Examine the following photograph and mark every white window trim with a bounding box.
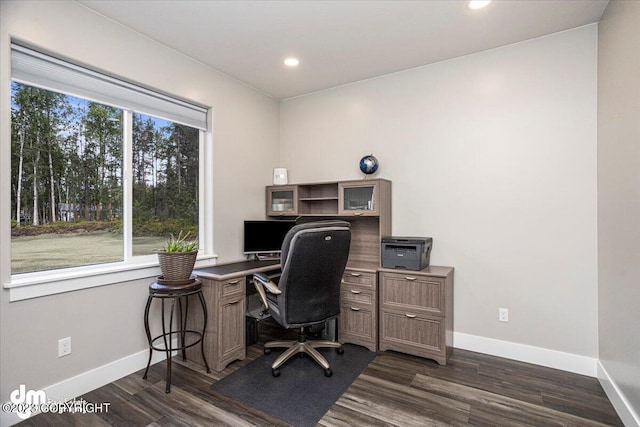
[3,111,218,301]
[2,47,218,302]
[6,255,218,302]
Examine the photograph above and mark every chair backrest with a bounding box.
[276,220,351,328]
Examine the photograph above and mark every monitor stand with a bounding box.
[252,253,280,261]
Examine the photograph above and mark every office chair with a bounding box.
[252,220,351,377]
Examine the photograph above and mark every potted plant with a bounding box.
[157,231,198,283]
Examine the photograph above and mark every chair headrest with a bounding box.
[281,220,350,264]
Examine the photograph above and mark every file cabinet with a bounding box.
[379,266,453,365]
[339,268,378,352]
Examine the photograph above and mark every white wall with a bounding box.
[597,1,640,424]
[0,0,618,423]
[281,26,598,361]
[0,1,279,423]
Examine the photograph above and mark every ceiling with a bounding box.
[78,0,608,100]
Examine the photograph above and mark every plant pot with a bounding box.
[157,250,198,281]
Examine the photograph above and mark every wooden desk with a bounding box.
[185,259,281,371]
[187,259,454,370]
[195,259,280,281]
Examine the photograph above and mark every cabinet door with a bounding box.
[266,185,298,216]
[339,181,379,216]
[216,296,245,367]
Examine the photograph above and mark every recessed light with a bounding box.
[284,58,299,67]
[469,0,491,9]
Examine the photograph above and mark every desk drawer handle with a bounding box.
[350,289,361,294]
[350,307,361,311]
[404,276,417,281]
[405,313,417,318]
[228,298,243,305]
[350,273,362,277]
[228,280,240,285]
[353,212,363,216]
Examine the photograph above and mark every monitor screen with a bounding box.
[243,220,296,255]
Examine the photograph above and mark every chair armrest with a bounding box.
[253,273,282,294]
[252,273,281,310]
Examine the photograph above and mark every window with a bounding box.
[131,112,199,257]
[8,44,210,291]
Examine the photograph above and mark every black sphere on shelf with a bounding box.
[359,154,379,175]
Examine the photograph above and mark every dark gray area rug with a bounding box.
[210,343,376,427]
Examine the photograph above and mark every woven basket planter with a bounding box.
[157,250,198,281]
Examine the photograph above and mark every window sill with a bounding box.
[4,254,218,302]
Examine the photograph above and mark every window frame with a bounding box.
[3,45,217,302]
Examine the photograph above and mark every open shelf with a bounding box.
[268,179,391,268]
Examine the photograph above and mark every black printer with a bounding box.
[381,236,432,271]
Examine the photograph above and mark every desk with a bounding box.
[186,259,454,370]
[185,259,281,371]
[195,259,280,281]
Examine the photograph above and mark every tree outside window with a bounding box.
[10,82,199,274]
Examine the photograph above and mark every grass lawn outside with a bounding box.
[11,232,166,274]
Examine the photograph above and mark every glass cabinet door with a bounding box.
[266,186,298,216]
[339,181,379,216]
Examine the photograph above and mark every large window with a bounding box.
[9,44,207,277]
[131,112,199,257]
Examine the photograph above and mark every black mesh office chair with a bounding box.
[252,220,351,377]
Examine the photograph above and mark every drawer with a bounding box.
[379,308,445,360]
[339,303,376,351]
[342,269,376,289]
[340,304,375,337]
[218,277,245,298]
[341,287,375,305]
[380,272,445,316]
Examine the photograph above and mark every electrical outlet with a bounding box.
[498,308,509,322]
[58,337,71,357]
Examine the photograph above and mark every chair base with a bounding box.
[264,329,343,377]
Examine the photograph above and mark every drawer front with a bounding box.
[340,304,375,340]
[339,303,377,351]
[219,277,246,298]
[380,273,444,315]
[217,295,245,360]
[342,270,376,289]
[341,287,375,305]
[379,309,445,358]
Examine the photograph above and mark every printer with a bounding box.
[381,236,433,271]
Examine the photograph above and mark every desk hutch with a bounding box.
[268,178,391,353]
[187,178,454,371]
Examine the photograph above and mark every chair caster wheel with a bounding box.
[272,368,280,377]
[336,347,344,355]
[264,348,271,355]
[324,368,333,377]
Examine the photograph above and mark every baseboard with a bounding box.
[1,346,171,427]
[598,361,640,427]
[453,332,598,377]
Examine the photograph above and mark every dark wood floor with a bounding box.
[21,323,622,427]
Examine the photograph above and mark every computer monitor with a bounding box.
[243,220,296,256]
